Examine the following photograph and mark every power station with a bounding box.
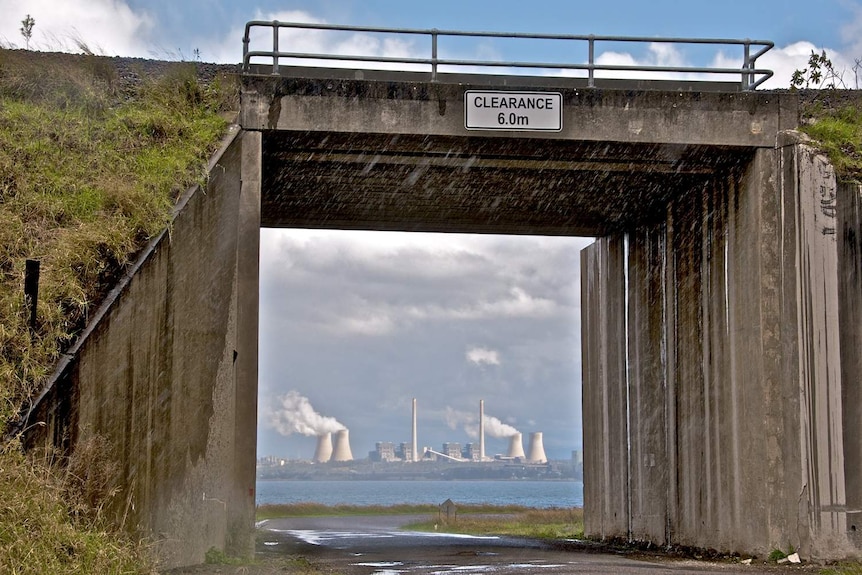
[295,399,551,464]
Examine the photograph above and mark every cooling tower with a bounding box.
[507,432,526,458]
[313,433,332,463]
[479,399,485,461]
[330,429,354,461]
[526,432,547,463]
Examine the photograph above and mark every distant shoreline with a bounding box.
[258,476,580,482]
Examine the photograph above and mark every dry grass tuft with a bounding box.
[0,440,152,574]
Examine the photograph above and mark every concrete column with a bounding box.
[667,185,708,546]
[227,130,261,557]
[581,235,628,540]
[725,148,790,553]
[626,224,668,544]
[838,180,862,542]
[779,139,847,555]
[703,175,735,548]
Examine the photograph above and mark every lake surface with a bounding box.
[256,479,583,508]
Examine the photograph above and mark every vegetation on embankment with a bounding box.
[799,91,862,181]
[257,503,585,540]
[0,48,237,574]
[403,507,585,540]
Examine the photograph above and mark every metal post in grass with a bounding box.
[24,259,40,335]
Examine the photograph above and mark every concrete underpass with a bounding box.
[18,24,862,568]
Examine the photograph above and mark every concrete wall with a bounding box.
[839,179,862,544]
[582,135,859,559]
[21,128,260,569]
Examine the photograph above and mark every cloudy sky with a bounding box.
[3,0,862,460]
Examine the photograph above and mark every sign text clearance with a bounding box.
[465,91,562,132]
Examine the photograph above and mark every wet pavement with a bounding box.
[256,516,792,575]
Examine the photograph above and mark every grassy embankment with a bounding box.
[257,503,585,540]
[0,49,236,574]
[799,93,862,180]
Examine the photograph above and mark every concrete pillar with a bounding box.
[227,130,261,557]
[581,235,628,541]
[777,137,848,556]
[668,182,709,545]
[838,180,862,542]
[626,224,668,544]
[592,139,853,559]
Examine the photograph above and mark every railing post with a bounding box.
[272,20,280,76]
[588,35,595,88]
[742,40,751,90]
[24,259,40,335]
[242,29,250,73]
[431,29,438,82]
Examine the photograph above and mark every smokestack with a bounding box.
[526,432,547,463]
[507,432,526,458]
[313,433,333,462]
[330,429,354,461]
[412,398,418,463]
[479,399,485,461]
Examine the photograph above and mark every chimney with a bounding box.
[313,433,333,462]
[330,429,354,461]
[412,398,418,463]
[479,399,485,461]
[507,432,526,459]
[526,432,547,463]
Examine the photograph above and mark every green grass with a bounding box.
[0,53,234,427]
[0,49,237,574]
[822,564,862,575]
[0,441,149,574]
[257,503,584,541]
[800,99,862,181]
[403,507,584,540]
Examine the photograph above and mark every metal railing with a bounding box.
[242,21,774,90]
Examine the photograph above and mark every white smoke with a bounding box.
[483,415,519,438]
[266,390,346,437]
[444,406,519,439]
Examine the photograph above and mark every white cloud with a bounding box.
[338,310,396,336]
[711,41,858,89]
[326,285,560,336]
[466,347,500,366]
[0,0,154,56]
[595,42,688,79]
[208,9,426,68]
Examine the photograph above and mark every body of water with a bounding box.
[256,479,584,508]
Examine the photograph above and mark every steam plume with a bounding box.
[482,415,519,438]
[445,406,519,438]
[267,390,346,436]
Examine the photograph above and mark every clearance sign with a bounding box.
[465,90,562,132]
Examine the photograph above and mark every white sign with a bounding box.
[465,90,562,132]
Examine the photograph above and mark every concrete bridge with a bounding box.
[18,23,862,568]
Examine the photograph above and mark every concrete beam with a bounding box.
[241,74,797,148]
